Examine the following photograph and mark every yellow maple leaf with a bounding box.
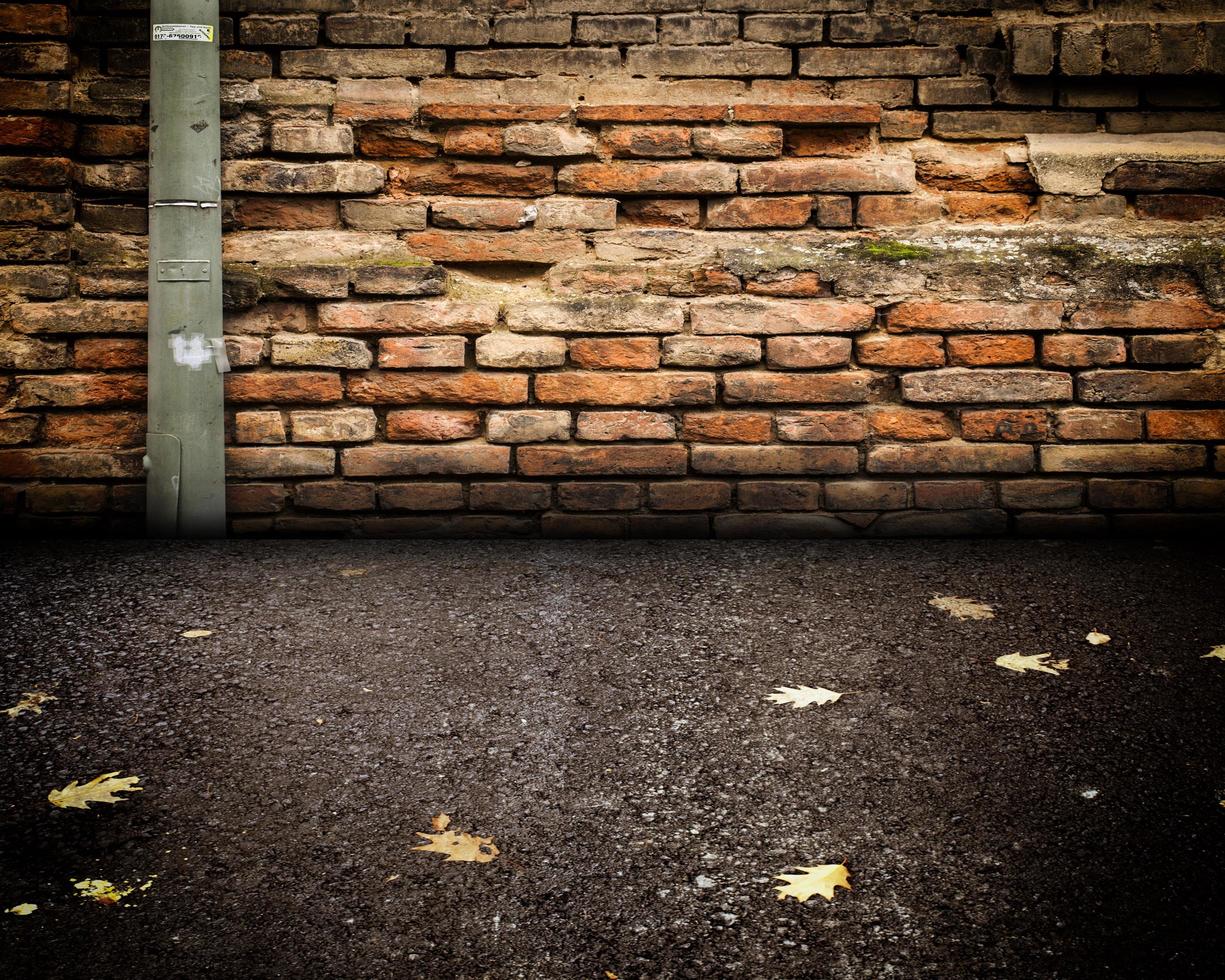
[48,772,143,809]
[180,629,213,639]
[1202,645,1225,661]
[413,828,499,863]
[765,685,842,709]
[5,903,37,915]
[929,595,995,620]
[1085,631,1111,645]
[4,691,57,719]
[72,876,155,906]
[995,652,1069,676]
[774,863,852,903]
[431,812,451,832]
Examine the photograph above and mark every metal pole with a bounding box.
[145,1,226,537]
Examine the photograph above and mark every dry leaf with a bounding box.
[774,863,851,903]
[1202,645,1225,661]
[72,876,154,906]
[1085,631,1111,645]
[413,829,499,863]
[766,685,842,709]
[4,691,56,719]
[180,629,213,639]
[929,595,995,621]
[5,903,36,916]
[49,772,143,809]
[431,813,451,832]
[995,652,1069,676]
[339,568,367,577]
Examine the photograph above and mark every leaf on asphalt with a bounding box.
[339,568,367,577]
[929,595,995,621]
[4,691,57,719]
[431,812,451,832]
[413,822,499,864]
[1202,645,1225,661]
[5,903,37,915]
[995,653,1069,676]
[774,863,851,903]
[180,629,213,639]
[72,876,155,906]
[49,772,143,810]
[766,685,842,709]
[1085,631,1111,645]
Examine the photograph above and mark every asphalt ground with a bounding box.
[1,538,1223,979]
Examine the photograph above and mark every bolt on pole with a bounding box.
[145,0,226,537]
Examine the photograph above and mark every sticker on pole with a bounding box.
[153,23,214,42]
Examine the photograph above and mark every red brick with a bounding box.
[378,483,464,511]
[576,105,727,124]
[824,480,909,511]
[226,484,288,514]
[869,408,954,441]
[691,299,875,335]
[390,161,553,197]
[694,126,783,159]
[0,449,142,479]
[693,446,858,476]
[469,482,551,511]
[868,443,1034,474]
[1135,194,1225,221]
[619,198,701,227]
[706,195,812,228]
[73,339,146,369]
[11,300,146,335]
[945,191,1031,222]
[232,197,339,230]
[517,445,687,477]
[603,126,692,159]
[558,161,737,195]
[737,481,822,511]
[662,336,760,367]
[1069,300,1223,331]
[557,482,641,511]
[947,334,1035,366]
[235,411,286,445]
[347,373,528,405]
[999,479,1084,511]
[341,444,510,476]
[681,412,772,444]
[913,480,995,510]
[0,4,70,36]
[1131,334,1215,365]
[0,116,74,151]
[1078,371,1225,403]
[576,411,677,441]
[723,371,885,404]
[43,412,144,448]
[746,272,831,298]
[732,103,880,125]
[785,128,873,157]
[856,194,943,226]
[1146,410,1225,441]
[402,230,584,264]
[385,410,481,441]
[1042,334,1127,367]
[225,447,334,479]
[569,338,660,370]
[776,411,869,443]
[296,482,377,511]
[856,333,945,367]
[1041,445,1205,473]
[15,373,145,408]
[961,409,1051,443]
[318,301,498,336]
[535,372,715,407]
[226,372,341,405]
[740,158,915,194]
[889,301,1063,332]
[25,484,108,514]
[421,104,571,123]
[378,337,466,369]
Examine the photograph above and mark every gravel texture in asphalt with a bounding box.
[1,539,1223,979]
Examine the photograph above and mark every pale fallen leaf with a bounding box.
[49,772,143,810]
[4,691,57,719]
[774,863,851,903]
[339,568,367,577]
[72,876,155,906]
[766,685,842,709]
[1085,631,1111,645]
[1202,645,1225,661]
[930,595,995,621]
[413,828,499,864]
[5,903,36,915]
[995,652,1069,676]
[431,812,451,832]
[180,629,213,639]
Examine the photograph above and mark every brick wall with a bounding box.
[2,0,1224,537]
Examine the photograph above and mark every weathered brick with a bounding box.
[1088,479,1169,510]
[558,161,737,195]
[706,195,812,229]
[694,446,858,476]
[1146,410,1225,441]
[297,481,377,511]
[825,480,909,511]
[856,194,943,227]
[223,161,384,194]
[455,48,619,78]
[518,445,687,477]
[270,124,353,156]
[626,45,791,78]
[961,409,1051,443]
[743,15,825,44]
[932,111,1096,140]
[620,198,701,227]
[392,161,553,197]
[240,15,319,47]
[226,371,342,405]
[476,334,567,369]
[41,412,143,449]
[385,410,481,442]
[576,15,656,45]
[946,334,1034,366]
[869,443,1034,474]
[1042,334,1126,368]
[235,411,285,445]
[723,371,885,405]
[578,411,678,442]
[271,335,372,369]
[342,444,511,477]
[740,158,915,194]
[681,412,772,444]
[999,479,1083,510]
[557,482,641,511]
[786,127,873,158]
[603,125,692,159]
[505,124,597,158]
[766,336,851,369]
[1078,371,1225,404]
[661,336,760,367]
[576,105,727,124]
[569,338,660,370]
[347,372,527,405]
[1042,445,1205,473]
[536,372,715,407]
[487,410,572,444]
[15,372,145,408]
[379,336,466,369]
[1069,300,1223,331]
[318,300,498,336]
[1056,408,1142,442]
[469,482,550,511]
[869,408,955,442]
[737,481,822,511]
[800,47,960,78]
[535,196,617,230]
[648,480,731,511]
[692,299,874,336]
[507,299,683,335]
[777,411,869,443]
[1173,478,1225,510]
[903,368,1071,404]
[693,126,783,160]
[353,265,447,297]
[857,333,945,368]
[226,447,334,479]
[889,301,1064,333]
[327,14,406,46]
[282,48,444,80]
[340,198,429,231]
[410,17,489,46]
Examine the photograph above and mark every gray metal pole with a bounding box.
[145,1,226,537]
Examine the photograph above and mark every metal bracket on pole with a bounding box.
[146,0,225,537]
